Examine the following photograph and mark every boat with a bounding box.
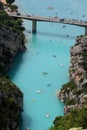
[52,54,57,57]
[36,90,41,93]
[47,83,51,87]
[60,64,64,67]
[46,113,50,117]
[32,99,35,103]
[47,6,54,10]
[42,72,48,75]
[56,39,60,42]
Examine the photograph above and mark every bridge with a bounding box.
[9,13,87,34]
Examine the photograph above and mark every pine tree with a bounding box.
[6,0,15,4]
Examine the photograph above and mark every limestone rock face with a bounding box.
[70,35,87,85]
[0,27,26,73]
[58,35,87,115]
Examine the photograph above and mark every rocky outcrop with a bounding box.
[0,27,26,73]
[58,35,87,115]
[0,75,23,130]
[0,3,26,130]
[0,26,26,129]
[70,35,87,85]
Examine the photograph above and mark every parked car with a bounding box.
[17,13,20,15]
[27,14,31,17]
[60,18,64,21]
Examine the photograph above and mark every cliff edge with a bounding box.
[0,3,26,130]
[0,75,23,130]
[50,35,87,130]
[0,26,26,73]
[58,35,87,114]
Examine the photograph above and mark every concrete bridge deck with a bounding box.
[9,13,87,33]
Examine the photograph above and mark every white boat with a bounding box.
[46,113,50,117]
[60,64,64,67]
[47,6,54,10]
[37,90,41,93]
[56,39,60,42]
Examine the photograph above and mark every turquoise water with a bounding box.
[8,0,87,130]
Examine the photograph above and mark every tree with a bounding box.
[0,1,4,10]
[6,0,15,4]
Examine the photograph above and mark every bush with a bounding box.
[66,98,76,106]
[0,10,25,35]
[49,106,87,130]
[61,79,77,92]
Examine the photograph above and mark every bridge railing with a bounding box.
[9,13,87,27]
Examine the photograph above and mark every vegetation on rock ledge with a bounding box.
[0,75,23,130]
[0,10,25,35]
[49,93,87,130]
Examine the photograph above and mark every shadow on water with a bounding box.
[7,52,25,79]
[19,112,32,130]
[8,51,32,130]
[37,31,76,39]
[24,28,76,40]
[31,33,38,43]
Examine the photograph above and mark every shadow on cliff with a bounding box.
[7,52,25,79]
[19,111,32,130]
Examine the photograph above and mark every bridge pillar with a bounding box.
[85,27,87,35]
[32,20,37,33]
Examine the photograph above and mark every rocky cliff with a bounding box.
[0,75,23,130]
[0,26,26,73]
[0,2,26,130]
[0,26,26,129]
[70,35,87,85]
[58,35,87,115]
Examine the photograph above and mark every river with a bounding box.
[8,0,87,130]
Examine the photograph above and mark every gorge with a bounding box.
[0,0,87,130]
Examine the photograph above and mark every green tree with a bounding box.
[6,0,15,4]
[0,1,3,10]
